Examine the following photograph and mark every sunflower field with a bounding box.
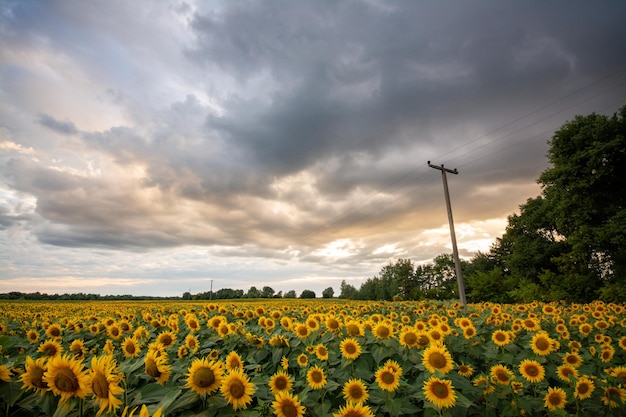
[0,299,625,417]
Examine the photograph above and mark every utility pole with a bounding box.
[209,279,213,301]
[428,161,467,306]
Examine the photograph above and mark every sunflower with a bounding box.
[269,370,293,395]
[108,325,122,341]
[38,339,63,358]
[332,402,375,417]
[281,356,289,370]
[599,344,615,363]
[608,366,626,383]
[339,338,361,360]
[45,323,62,339]
[473,375,495,395]
[457,363,474,378]
[463,326,477,340]
[619,336,626,351]
[272,391,305,417]
[562,351,583,368]
[342,378,369,404]
[306,365,327,390]
[530,331,554,356]
[518,359,545,383]
[185,358,224,396]
[521,318,541,331]
[220,368,256,410]
[185,334,200,352]
[122,337,141,358]
[296,354,308,367]
[144,351,172,385]
[383,359,403,376]
[423,377,457,409]
[601,385,626,408]
[344,321,364,337]
[375,366,400,392]
[325,316,341,332]
[373,322,393,339]
[556,364,578,383]
[422,344,454,374]
[574,376,595,400]
[69,339,86,360]
[270,335,290,348]
[20,356,49,395]
[315,344,329,361]
[491,330,511,346]
[25,329,39,344]
[90,355,124,417]
[398,327,419,347]
[544,386,567,411]
[0,365,11,382]
[156,331,176,348]
[578,323,593,336]
[43,353,91,405]
[225,351,243,371]
[294,324,310,339]
[490,364,513,385]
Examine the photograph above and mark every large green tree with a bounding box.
[538,106,626,301]
[467,105,626,302]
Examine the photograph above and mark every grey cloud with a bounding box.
[36,114,79,136]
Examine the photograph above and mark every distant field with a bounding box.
[0,299,624,416]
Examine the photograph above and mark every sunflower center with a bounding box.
[31,367,48,389]
[432,381,449,399]
[54,367,79,393]
[161,335,172,346]
[429,352,447,369]
[377,326,390,338]
[496,371,509,382]
[561,367,573,377]
[229,380,245,398]
[193,367,215,388]
[350,387,363,399]
[535,337,550,351]
[346,324,359,335]
[417,335,430,346]
[526,366,538,377]
[345,343,357,354]
[548,393,561,406]
[578,384,589,394]
[382,371,395,384]
[145,359,161,378]
[111,328,119,337]
[125,344,136,354]
[275,376,288,390]
[318,347,327,356]
[311,371,323,383]
[281,403,297,417]
[50,327,60,337]
[495,333,506,342]
[92,372,110,398]
[404,333,418,345]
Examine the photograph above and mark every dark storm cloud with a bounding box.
[2,0,626,256]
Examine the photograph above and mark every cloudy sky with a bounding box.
[1,1,625,297]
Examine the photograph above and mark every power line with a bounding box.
[291,70,626,249]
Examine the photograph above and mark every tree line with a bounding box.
[340,105,626,303]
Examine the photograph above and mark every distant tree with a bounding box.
[182,291,192,300]
[284,290,297,298]
[357,277,381,300]
[261,286,275,298]
[322,287,334,298]
[300,289,316,299]
[339,280,358,299]
[245,286,261,298]
[274,291,283,298]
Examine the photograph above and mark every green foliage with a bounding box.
[321,287,334,298]
[299,289,316,298]
[467,105,626,303]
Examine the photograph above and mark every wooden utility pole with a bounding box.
[428,161,467,306]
